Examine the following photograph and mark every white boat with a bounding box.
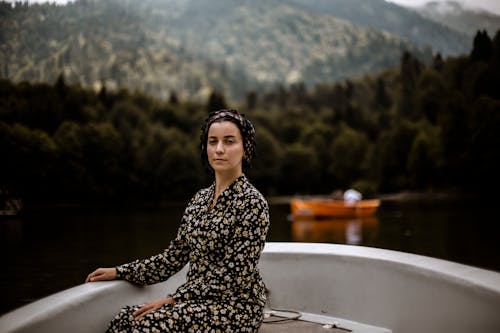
[1,242,499,333]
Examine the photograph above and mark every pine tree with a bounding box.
[206,90,227,112]
[470,30,493,62]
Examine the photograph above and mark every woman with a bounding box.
[86,109,270,332]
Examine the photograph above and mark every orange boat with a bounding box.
[290,198,380,218]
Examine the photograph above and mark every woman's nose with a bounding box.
[216,141,224,153]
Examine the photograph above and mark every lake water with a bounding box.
[1,199,499,315]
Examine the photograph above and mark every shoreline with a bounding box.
[6,191,480,212]
[267,191,478,205]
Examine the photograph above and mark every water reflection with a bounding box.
[290,216,378,245]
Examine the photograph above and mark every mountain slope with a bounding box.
[415,1,500,38]
[152,0,420,85]
[0,0,437,100]
[0,1,242,101]
[287,0,471,56]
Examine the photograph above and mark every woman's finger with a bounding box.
[134,309,152,321]
[85,271,98,283]
[133,304,153,320]
[85,268,116,283]
[132,304,150,317]
[86,270,102,282]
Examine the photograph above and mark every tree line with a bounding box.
[1,30,499,204]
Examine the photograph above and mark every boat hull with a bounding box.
[290,198,380,218]
[1,243,499,333]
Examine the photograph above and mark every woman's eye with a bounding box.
[208,140,217,145]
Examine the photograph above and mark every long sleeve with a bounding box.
[172,194,269,302]
[116,217,190,286]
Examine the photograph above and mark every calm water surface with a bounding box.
[1,199,499,315]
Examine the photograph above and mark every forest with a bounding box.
[0,0,433,101]
[1,30,499,204]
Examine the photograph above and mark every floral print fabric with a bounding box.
[107,175,270,332]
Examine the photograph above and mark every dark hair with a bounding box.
[200,109,256,172]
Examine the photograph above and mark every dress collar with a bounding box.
[206,174,247,207]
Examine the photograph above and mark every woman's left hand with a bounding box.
[133,297,175,321]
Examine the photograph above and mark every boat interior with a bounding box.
[260,320,356,333]
[259,309,389,332]
[1,243,499,333]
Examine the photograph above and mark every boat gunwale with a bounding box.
[262,242,500,296]
[2,243,500,333]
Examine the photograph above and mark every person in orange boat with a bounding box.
[343,188,362,205]
[85,109,270,332]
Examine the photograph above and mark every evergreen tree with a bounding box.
[169,90,179,105]
[246,91,257,111]
[206,90,227,112]
[373,77,391,110]
[55,73,67,98]
[470,30,493,62]
[493,30,500,64]
[399,51,421,120]
[432,53,444,72]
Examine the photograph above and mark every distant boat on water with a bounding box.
[0,189,23,216]
[290,198,380,218]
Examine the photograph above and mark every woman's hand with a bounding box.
[133,297,175,321]
[85,267,117,283]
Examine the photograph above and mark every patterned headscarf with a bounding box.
[200,109,256,172]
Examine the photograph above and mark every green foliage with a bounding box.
[206,91,227,113]
[279,143,320,194]
[470,30,493,62]
[462,96,500,193]
[399,51,422,119]
[406,121,442,189]
[248,126,283,196]
[0,79,210,202]
[0,32,499,202]
[327,123,371,189]
[0,121,58,199]
[1,0,440,102]
[375,121,419,191]
[415,68,446,124]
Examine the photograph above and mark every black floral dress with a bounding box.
[107,175,270,333]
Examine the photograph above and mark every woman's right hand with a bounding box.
[85,267,117,283]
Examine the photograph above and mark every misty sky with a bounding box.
[5,0,500,15]
[388,0,500,14]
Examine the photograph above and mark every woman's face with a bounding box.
[207,121,244,175]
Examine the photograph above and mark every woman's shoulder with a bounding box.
[185,184,213,206]
[239,177,268,208]
[196,185,213,198]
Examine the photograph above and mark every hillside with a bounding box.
[289,0,471,55]
[0,1,242,101]
[151,0,421,85]
[0,0,475,101]
[416,1,500,38]
[1,0,431,101]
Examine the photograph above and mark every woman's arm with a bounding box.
[115,219,191,286]
[86,196,195,286]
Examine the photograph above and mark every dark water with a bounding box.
[1,200,499,315]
